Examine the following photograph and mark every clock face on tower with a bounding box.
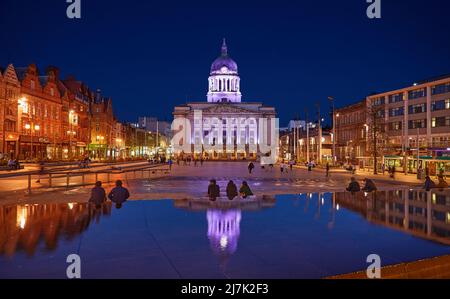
[220,66,228,73]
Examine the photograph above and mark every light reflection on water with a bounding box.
[0,189,449,278]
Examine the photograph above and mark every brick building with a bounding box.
[0,64,21,159]
[14,64,64,160]
[334,100,369,166]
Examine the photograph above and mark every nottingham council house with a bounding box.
[172,39,277,161]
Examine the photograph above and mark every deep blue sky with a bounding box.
[1,0,450,125]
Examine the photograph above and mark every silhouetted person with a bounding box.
[248,162,255,174]
[108,180,130,208]
[239,181,254,198]
[226,180,238,200]
[89,181,107,207]
[390,166,396,179]
[326,163,330,178]
[436,176,449,190]
[362,178,377,192]
[424,176,436,191]
[208,179,220,201]
[346,177,361,192]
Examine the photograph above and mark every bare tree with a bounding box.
[367,103,386,174]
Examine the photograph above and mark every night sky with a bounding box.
[1,0,450,125]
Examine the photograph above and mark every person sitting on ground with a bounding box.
[226,180,238,200]
[14,159,21,170]
[424,176,436,191]
[7,158,14,170]
[89,181,107,208]
[208,179,220,201]
[362,178,377,192]
[239,181,254,199]
[108,180,130,209]
[346,177,361,192]
[435,176,449,190]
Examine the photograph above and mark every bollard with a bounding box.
[66,173,70,189]
[95,173,98,183]
[49,173,52,188]
[28,174,32,194]
[82,173,85,185]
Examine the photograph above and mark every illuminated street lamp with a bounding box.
[68,110,77,159]
[25,123,40,159]
[67,130,76,159]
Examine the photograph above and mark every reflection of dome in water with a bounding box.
[207,209,241,261]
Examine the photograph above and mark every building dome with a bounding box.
[210,39,238,74]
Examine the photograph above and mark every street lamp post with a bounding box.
[69,110,74,159]
[25,124,40,160]
[316,103,322,164]
[416,127,420,177]
[35,125,40,160]
[306,122,311,163]
[328,97,336,165]
[25,124,31,159]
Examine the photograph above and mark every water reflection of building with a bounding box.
[173,195,276,211]
[174,196,276,266]
[207,209,241,262]
[334,190,450,245]
[0,203,111,257]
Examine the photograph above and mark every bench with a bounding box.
[0,165,25,171]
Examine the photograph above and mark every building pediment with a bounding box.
[201,104,257,114]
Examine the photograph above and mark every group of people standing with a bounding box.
[208,179,253,201]
[89,180,130,209]
[175,156,204,167]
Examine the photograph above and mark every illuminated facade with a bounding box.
[0,64,20,158]
[15,64,64,160]
[173,40,277,160]
[0,63,155,161]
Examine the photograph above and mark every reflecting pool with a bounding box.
[0,190,449,278]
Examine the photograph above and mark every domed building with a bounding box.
[207,39,241,103]
[172,40,277,161]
